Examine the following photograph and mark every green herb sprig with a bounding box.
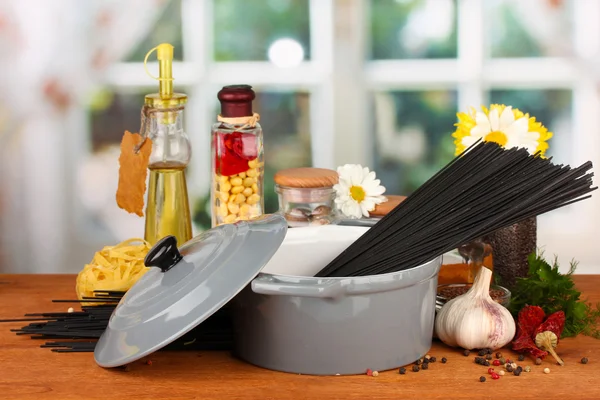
[508,252,600,339]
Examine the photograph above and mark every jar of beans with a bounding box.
[274,167,339,227]
[211,85,264,227]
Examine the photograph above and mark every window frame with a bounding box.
[78,0,600,272]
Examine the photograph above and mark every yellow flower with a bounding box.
[451,104,553,156]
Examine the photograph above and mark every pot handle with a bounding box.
[251,276,345,299]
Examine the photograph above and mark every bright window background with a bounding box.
[6,0,600,274]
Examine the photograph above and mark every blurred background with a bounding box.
[1,0,599,274]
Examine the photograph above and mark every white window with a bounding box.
[72,0,600,274]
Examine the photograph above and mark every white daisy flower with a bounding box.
[333,164,387,219]
[462,106,541,154]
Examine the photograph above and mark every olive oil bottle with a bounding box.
[141,43,192,246]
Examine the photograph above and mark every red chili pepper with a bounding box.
[214,132,258,176]
[511,305,548,359]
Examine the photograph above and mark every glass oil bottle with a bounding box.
[141,43,192,245]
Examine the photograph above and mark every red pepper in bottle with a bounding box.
[533,311,566,366]
[210,85,264,226]
[511,305,548,359]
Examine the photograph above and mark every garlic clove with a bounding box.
[434,266,516,350]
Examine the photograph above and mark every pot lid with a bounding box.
[94,214,287,368]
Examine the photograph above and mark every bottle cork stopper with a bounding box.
[370,195,407,217]
[274,167,339,188]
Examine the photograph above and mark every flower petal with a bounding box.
[488,108,500,131]
[361,198,376,212]
[499,106,515,130]
[470,124,490,138]
[475,111,490,128]
[360,202,371,217]
[350,165,364,186]
[462,135,479,148]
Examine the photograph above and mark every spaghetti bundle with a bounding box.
[316,141,596,277]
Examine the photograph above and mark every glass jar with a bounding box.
[274,167,338,227]
[211,85,264,227]
[437,239,494,285]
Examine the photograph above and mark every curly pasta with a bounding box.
[76,238,152,301]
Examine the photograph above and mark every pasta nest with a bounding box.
[76,238,152,302]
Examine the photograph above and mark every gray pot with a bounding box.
[232,256,442,376]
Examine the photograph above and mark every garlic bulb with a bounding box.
[435,266,515,350]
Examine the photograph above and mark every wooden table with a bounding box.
[1,275,599,400]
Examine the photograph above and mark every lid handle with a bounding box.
[144,235,183,273]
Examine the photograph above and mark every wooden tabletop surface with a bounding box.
[0,274,599,400]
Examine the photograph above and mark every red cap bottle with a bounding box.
[210,84,264,227]
[217,85,256,118]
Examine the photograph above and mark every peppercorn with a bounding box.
[474,357,485,364]
[372,371,379,377]
[491,372,500,380]
[513,369,521,376]
[463,349,470,356]
[422,358,429,365]
[492,360,500,366]
[524,366,531,372]
[581,357,589,364]
[425,355,431,360]
[495,352,502,359]
[441,357,447,364]
[479,376,486,382]
[535,358,542,365]
[412,365,420,372]
[511,363,518,370]
[516,366,523,373]
[485,354,493,360]
[487,348,493,355]
[421,363,429,370]
[518,354,525,362]
[498,370,505,376]
[544,368,550,374]
[430,356,437,363]
[499,357,505,365]
[487,368,495,374]
[506,365,514,372]
[366,368,373,376]
[484,361,490,367]
[478,349,486,356]
[416,359,422,365]
[399,367,406,374]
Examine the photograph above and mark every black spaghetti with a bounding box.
[316,141,596,277]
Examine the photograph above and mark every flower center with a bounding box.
[484,131,508,147]
[349,185,366,203]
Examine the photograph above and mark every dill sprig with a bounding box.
[508,252,600,339]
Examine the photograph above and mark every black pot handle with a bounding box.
[144,235,183,273]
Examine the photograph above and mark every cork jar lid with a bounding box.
[274,167,339,188]
[371,195,407,217]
